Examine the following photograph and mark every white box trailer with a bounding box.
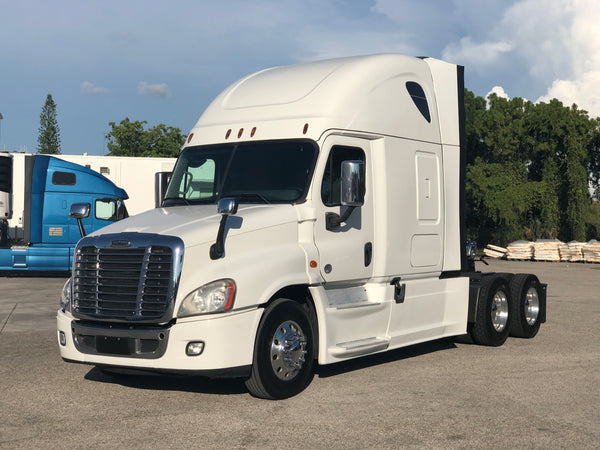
[57,155,176,216]
[57,54,546,399]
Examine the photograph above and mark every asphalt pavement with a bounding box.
[0,259,598,448]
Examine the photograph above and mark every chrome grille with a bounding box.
[73,244,175,321]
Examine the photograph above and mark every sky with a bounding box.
[1,0,599,155]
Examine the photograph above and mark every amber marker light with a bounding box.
[238,128,244,138]
[303,123,309,134]
[251,127,256,137]
[225,129,232,139]
[187,133,194,143]
[310,260,318,268]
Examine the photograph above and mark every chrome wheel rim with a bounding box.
[491,290,509,332]
[270,320,307,381]
[524,287,540,326]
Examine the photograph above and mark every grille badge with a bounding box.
[111,240,131,248]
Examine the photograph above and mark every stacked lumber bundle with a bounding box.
[506,241,534,260]
[582,240,600,263]
[533,239,561,262]
[484,244,506,259]
[559,241,585,262]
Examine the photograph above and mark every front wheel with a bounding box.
[470,276,512,346]
[245,299,315,399]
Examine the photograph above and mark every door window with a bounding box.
[321,146,365,206]
[95,198,128,221]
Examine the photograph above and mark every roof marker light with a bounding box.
[251,127,256,137]
[187,133,194,143]
[303,123,309,135]
[225,129,232,139]
[238,128,244,138]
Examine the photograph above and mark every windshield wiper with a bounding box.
[162,196,190,206]
[223,193,270,204]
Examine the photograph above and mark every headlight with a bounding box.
[60,278,72,310]
[178,279,236,318]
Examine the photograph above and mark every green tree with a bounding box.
[105,118,186,157]
[37,94,61,154]
[464,89,599,244]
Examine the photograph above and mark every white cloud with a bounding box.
[443,37,513,68]
[439,0,600,118]
[487,86,509,101]
[537,71,600,115]
[138,82,171,98]
[533,0,600,117]
[81,81,108,94]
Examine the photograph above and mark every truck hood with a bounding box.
[90,204,300,248]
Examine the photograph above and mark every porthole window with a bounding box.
[406,82,431,123]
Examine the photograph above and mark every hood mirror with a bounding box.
[211,197,239,260]
[217,197,239,216]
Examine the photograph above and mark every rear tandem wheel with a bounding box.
[470,276,512,347]
[509,273,543,338]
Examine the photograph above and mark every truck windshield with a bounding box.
[162,140,318,206]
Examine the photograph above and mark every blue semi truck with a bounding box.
[0,153,128,273]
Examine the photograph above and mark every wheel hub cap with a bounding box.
[491,290,508,332]
[524,287,540,325]
[270,320,307,381]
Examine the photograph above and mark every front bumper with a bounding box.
[57,308,263,376]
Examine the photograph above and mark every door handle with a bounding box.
[364,242,372,267]
[391,277,406,303]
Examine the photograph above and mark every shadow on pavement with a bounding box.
[316,337,461,378]
[83,336,467,394]
[85,366,248,395]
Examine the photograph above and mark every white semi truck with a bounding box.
[57,54,546,399]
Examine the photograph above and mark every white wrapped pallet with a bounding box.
[533,239,561,262]
[507,240,534,260]
[561,241,585,262]
[582,240,600,263]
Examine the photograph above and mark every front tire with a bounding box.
[509,274,542,338]
[470,276,512,346]
[245,299,315,399]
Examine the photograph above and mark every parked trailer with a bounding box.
[57,54,546,398]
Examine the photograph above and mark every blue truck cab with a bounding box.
[0,155,128,272]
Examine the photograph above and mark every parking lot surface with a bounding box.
[1,259,599,448]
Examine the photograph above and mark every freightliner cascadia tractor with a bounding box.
[57,54,546,399]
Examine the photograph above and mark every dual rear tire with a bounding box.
[470,274,543,346]
[470,276,511,346]
[509,274,542,338]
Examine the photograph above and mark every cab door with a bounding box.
[313,136,374,283]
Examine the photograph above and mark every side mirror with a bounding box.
[70,202,90,237]
[326,160,366,231]
[69,203,90,219]
[340,160,365,207]
[155,172,172,208]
